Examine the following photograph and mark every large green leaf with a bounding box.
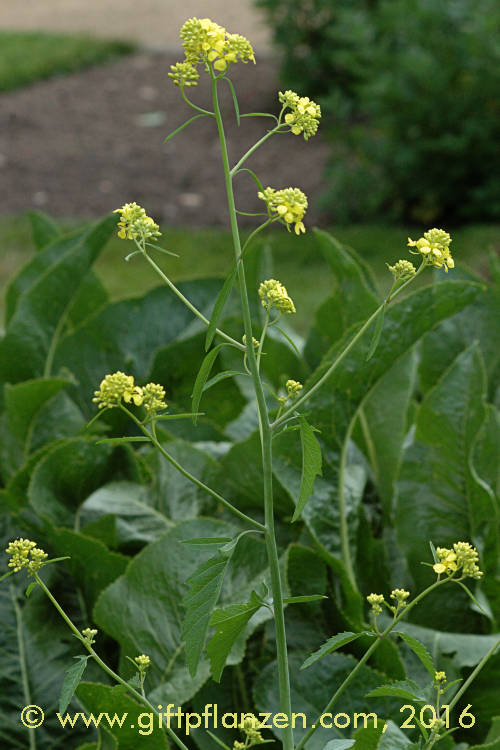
[292,417,323,522]
[0,579,93,749]
[353,352,416,519]
[0,377,72,479]
[304,230,380,369]
[28,210,61,251]
[396,345,498,629]
[419,265,500,396]
[76,682,168,748]
[80,481,173,548]
[93,520,270,705]
[254,652,393,750]
[27,438,141,522]
[0,214,116,384]
[275,281,482,614]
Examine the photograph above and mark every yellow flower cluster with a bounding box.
[141,383,168,414]
[390,588,410,607]
[168,61,200,88]
[433,542,482,579]
[82,627,98,645]
[134,654,151,673]
[388,259,416,280]
[279,90,321,140]
[434,671,447,684]
[258,279,296,315]
[93,372,167,414]
[258,187,308,235]
[408,228,454,272]
[233,715,265,750]
[5,539,48,574]
[174,17,255,77]
[367,593,385,615]
[286,379,303,398]
[113,202,161,242]
[93,372,143,409]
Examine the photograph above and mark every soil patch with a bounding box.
[0,53,331,226]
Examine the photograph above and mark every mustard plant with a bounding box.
[2,16,499,750]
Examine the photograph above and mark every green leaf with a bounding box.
[0,214,117,383]
[365,304,386,361]
[59,656,89,714]
[94,520,270,704]
[254,652,394,750]
[283,595,327,604]
[182,537,232,546]
[396,345,496,629]
[301,632,369,669]
[292,417,323,522]
[25,582,37,597]
[365,679,427,702]
[222,76,240,125]
[354,352,416,518]
[76,682,168,748]
[203,370,247,391]
[205,265,238,351]
[207,590,263,682]
[80,481,172,548]
[324,742,355,750]
[28,210,60,250]
[0,377,71,478]
[191,346,227,423]
[182,553,232,677]
[392,632,435,677]
[164,113,208,143]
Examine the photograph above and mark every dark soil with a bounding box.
[0,52,331,226]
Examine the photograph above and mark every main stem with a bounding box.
[211,72,295,750]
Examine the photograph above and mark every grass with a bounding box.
[1,215,498,335]
[0,32,135,92]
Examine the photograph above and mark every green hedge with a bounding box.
[257,0,500,224]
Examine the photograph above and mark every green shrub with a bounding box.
[257,0,500,223]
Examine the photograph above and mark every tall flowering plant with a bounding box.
[2,17,498,750]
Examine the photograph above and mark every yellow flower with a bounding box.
[258,279,296,314]
[433,542,482,579]
[113,202,161,243]
[279,90,321,140]
[93,372,144,409]
[407,228,454,272]
[168,61,199,87]
[390,588,410,607]
[134,654,151,672]
[367,593,385,615]
[5,539,48,574]
[178,18,255,74]
[258,187,308,235]
[82,627,98,645]
[141,382,167,414]
[434,671,447,684]
[388,259,416,280]
[286,379,303,398]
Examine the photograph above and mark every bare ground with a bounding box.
[0,52,331,226]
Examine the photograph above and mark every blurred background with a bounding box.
[1,0,499,329]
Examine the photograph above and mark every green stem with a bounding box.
[295,578,447,750]
[211,71,295,750]
[180,83,214,116]
[123,407,265,532]
[230,126,285,176]
[257,309,270,371]
[447,636,500,714]
[11,585,36,750]
[137,244,244,351]
[33,574,190,750]
[272,260,427,430]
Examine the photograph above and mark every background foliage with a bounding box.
[256,0,500,224]
[1,214,499,749]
